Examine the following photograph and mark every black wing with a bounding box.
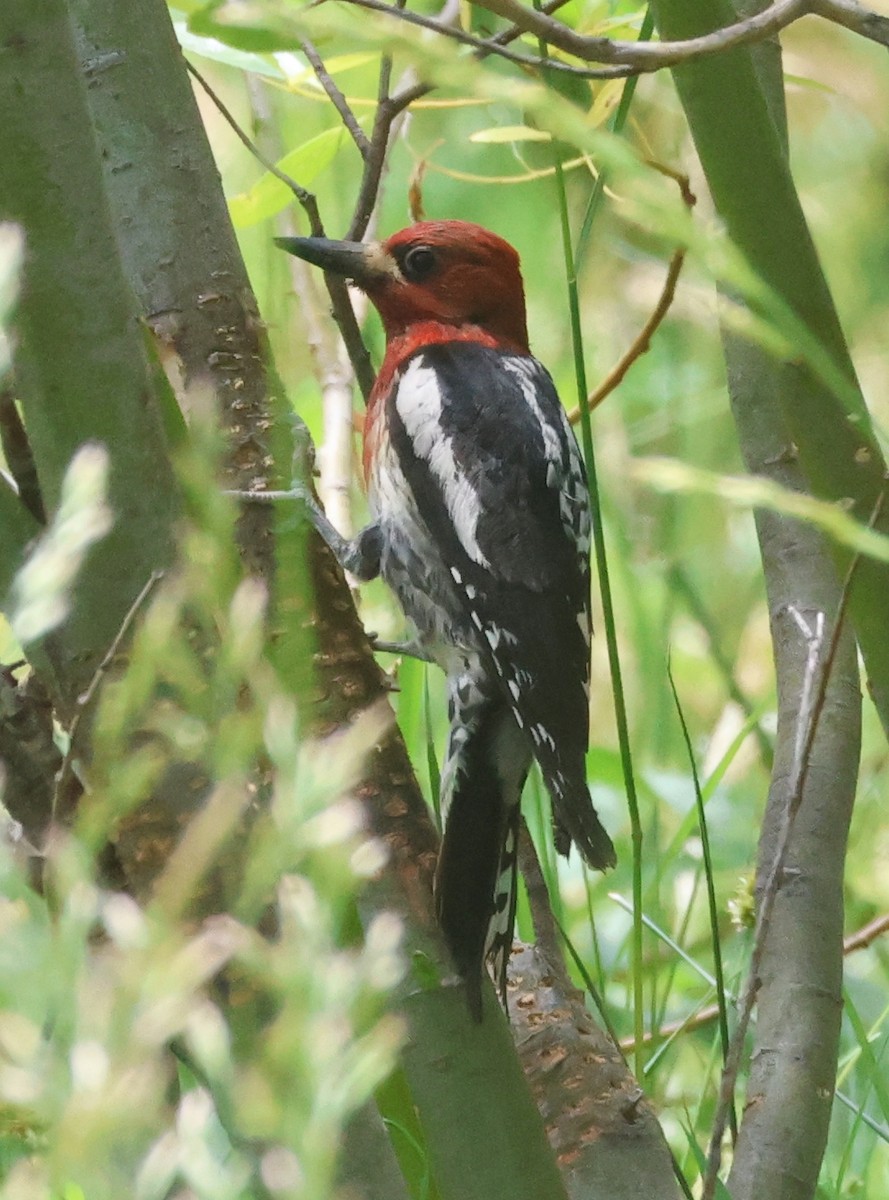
[388,341,614,869]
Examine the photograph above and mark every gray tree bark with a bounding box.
[649,1,863,1196]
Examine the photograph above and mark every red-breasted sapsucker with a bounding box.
[279,220,616,1018]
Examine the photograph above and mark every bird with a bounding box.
[278,220,616,1018]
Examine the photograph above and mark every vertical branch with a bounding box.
[644,2,864,1197]
[249,75,358,541]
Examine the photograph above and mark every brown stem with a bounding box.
[299,37,371,159]
[185,61,375,400]
[569,167,694,424]
[343,0,889,77]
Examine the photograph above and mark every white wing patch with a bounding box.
[395,360,490,568]
[502,357,564,470]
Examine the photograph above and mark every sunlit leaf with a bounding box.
[228,126,352,228]
[469,124,552,144]
[172,13,285,77]
[539,65,593,110]
[635,458,889,563]
[188,3,302,52]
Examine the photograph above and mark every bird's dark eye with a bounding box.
[402,245,437,282]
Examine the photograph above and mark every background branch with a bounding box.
[645,3,865,1195]
[342,0,889,78]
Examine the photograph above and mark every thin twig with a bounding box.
[700,488,885,1200]
[340,0,632,78]
[490,0,572,47]
[248,75,359,542]
[569,248,685,422]
[615,911,889,1051]
[299,38,371,159]
[51,570,165,823]
[347,82,430,243]
[843,911,889,954]
[343,0,889,77]
[569,167,694,424]
[186,60,374,398]
[185,60,322,232]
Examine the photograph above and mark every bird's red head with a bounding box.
[278,220,530,353]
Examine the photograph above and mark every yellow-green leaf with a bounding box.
[470,125,552,145]
[635,458,889,564]
[228,126,350,228]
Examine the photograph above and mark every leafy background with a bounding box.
[2,0,888,1195]
[176,5,889,1191]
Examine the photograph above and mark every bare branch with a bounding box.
[248,76,359,541]
[339,0,632,79]
[614,911,889,1052]
[569,166,694,425]
[700,488,885,1200]
[810,0,889,44]
[52,569,165,825]
[471,0,812,65]
[299,37,371,160]
[844,911,889,953]
[186,61,375,399]
[185,60,322,232]
[346,77,430,242]
[343,0,889,79]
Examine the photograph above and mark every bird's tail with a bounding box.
[434,665,530,1019]
[548,768,616,871]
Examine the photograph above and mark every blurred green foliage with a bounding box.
[0,424,402,1197]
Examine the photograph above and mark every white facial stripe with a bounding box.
[395,360,490,568]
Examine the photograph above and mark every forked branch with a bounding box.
[343,0,889,79]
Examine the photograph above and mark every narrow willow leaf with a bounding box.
[229,126,351,228]
[172,14,285,77]
[469,125,552,144]
[635,457,889,564]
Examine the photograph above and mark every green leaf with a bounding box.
[228,126,352,228]
[410,950,442,992]
[539,64,593,111]
[188,3,302,52]
[470,124,552,144]
[635,457,889,565]
[171,13,285,78]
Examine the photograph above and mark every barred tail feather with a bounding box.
[435,668,530,1019]
[549,769,616,871]
[486,806,520,1008]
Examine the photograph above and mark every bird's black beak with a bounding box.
[275,236,391,288]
